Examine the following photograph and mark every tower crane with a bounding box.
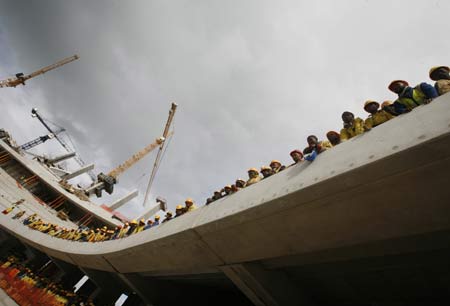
[30,108,97,181]
[19,128,65,151]
[85,103,177,198]
[0,55,79,88]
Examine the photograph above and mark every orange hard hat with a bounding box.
[185,198,193,204]
[270,160,281,166]
[429,66,450,81]
[388,80,409,91]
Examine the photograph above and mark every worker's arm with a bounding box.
[419,82,438,99]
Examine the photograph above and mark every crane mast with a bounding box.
[0,55,79,88]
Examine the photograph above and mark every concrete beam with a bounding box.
[220,262,313,306]
[46,152,76,164]
[62,163,95,180]
[136,200,166,220]
[109,190,139,211]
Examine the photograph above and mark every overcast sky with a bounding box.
[1,0,449,217]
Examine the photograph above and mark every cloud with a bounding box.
[1,0,449,216]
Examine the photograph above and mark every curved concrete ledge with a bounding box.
[1,94,450,275]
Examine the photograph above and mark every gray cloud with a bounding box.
[1,0,449,216]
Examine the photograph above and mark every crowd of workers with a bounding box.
[204,66,450,204]
[0,255,94,305]
[3,197,197,242]
[2,66,449,243]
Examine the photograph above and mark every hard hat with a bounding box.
[140,219,145,224]
[185,198,193,204]
[290,149,303,157]
[214,190,221,194]
[326,131,340,138]
[429,66,450,80]
[364,100,379,111]
[381,100,393,108]
[166,211,173,216]
[270,160,281,166]
[176,205,183,210]
[224,185,232,189]
[388,80,409,91]
[147,219,153,223]
[261,166,272,171]
[155,215,160,220]
[236,178,246,184]
[248,168,259,173]
[130,220,137,225]
[102,226,107,230]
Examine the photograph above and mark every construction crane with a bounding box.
[85,134,170,197]
[85,103,177,198]
[0,55,79,88]
[19,128,65,151]
[30,108,97,181]
[143,102,177,205]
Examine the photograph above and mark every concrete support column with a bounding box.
[81,267,128,306]
[220,262,313,306]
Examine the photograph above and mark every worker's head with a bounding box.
[381,100,392,109]
[364,100,380,114]
[247,168,259,178]
[130,220,137,225]
[224,185,232,194]
[154,215,160,221]
[166,212,173,217]
[388,80,409,94]
[341,111,354,124]
[139,219,145,224]
[307,135,318,147]
[260,166,273,178]
[236,179,246,188]
[290,150,303,163]
[326,131,341,146]
[429,66,450,81]
[270,160,281,170]
[185,198,194,207]
[147,220,153,224]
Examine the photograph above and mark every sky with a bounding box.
[1,0,449,217]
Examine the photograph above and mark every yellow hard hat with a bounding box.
[176,205,183,210]
[270,160,281,166]
[429,66,450,81]
[261,166,271,171]
[364,100,379,111]
[130,220,137,225]
[248,168,259,173]
[185,198,193,204]
[155,215,160,220]
[381,100,393,108]
[166,211,173,216]
[140,219,145,223]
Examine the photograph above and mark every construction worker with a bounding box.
[246,168,261,186]
[12,210,26,219]
[270,160,285,173]
[23,213,37,225]
[236,179,246,189]
[340,112,368,141]
[290,150,304,164]
[118,223,129,238]
[363,100,395,129]
[429,66,450,95]
[175,205,184,217]
[381,100,399,117]
[144,220,153,230]
[303,135,332,155]
[260,166,274,179]
[136,219,146,233]
[388,80,438,114]
[153,215,161,226]
[87,230,96,242]
[205,198,213,205]
[162,212,173,223]
[127,220,138,235]
[185,198,197,212]
[223,185,233,195]
[212,190,222,201]
[111,226,121,239]
[326,131,342,146]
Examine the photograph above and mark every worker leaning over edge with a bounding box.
[162,212,173,223]
[136,219,146,233]
[174,205,185,217]
[246,168,261,186]
[260,166,274,179]
[326,131,342,147]
[185,198,197,212]
[303,135,332,157]
[429,66,450,96]
[381,100,399,117]
[235,178,246,190]
[290,150,304,165]
[340,112,368,141]
[144,220,153,230]
[363,100,395,129]
[388,79,438,114]
[270,160,285,173]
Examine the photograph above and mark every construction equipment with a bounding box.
[85,135,168,197]
[0,55,79,88]
[19,129,65,151]
[31,108,97,181]
[143,102,177,205]
[86,103,177,198]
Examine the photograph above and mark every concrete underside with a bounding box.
[1,93,450,305]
